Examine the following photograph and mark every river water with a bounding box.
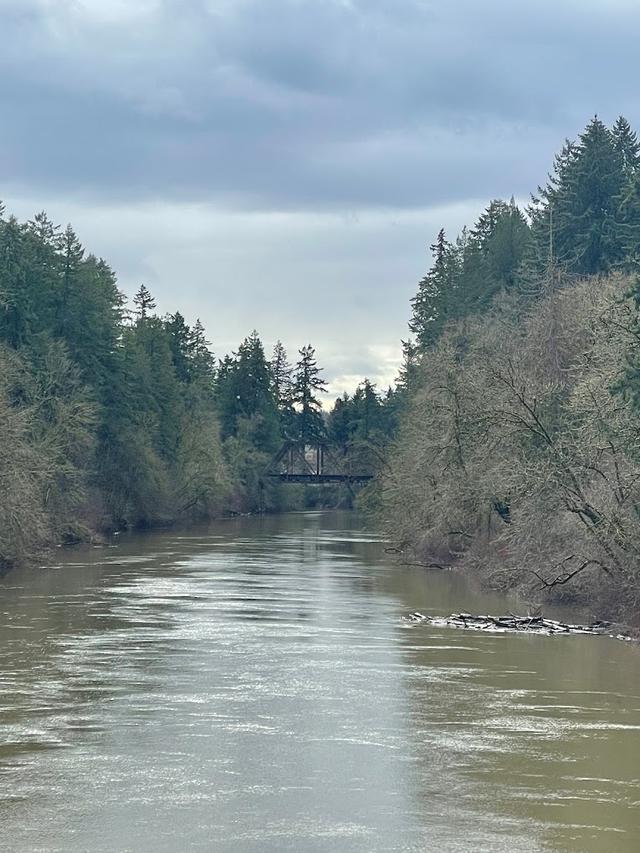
[0,511,639,852]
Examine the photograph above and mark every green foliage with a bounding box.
[386,272,640,616]
[0,199,384,565]
[327,379,397,478]
[0,205,231,560]
[392,116,640,616]
[215,330,280,452]
[410,116,640,357]
[292,344,327,443]
[410,201,531,350]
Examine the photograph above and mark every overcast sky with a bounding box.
[2,0,639,399]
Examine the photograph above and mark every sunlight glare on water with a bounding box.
[0,512,639,852]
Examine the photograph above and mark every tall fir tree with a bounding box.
[410,229,460,349]
[612,116,640,177]
[133,284,156,321]
[292,344,327,444]
[527,118,627,277]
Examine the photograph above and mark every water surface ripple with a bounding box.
[1,512,639,852]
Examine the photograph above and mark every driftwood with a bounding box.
[403,611,631,640]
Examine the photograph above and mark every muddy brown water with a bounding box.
[0,512,638,852]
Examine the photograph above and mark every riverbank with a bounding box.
[379,272,640,628]
[385,540,640,637]
[0,483,355,578]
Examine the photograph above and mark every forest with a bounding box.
[5,114,640,622]
[0,206,395,572]
[381,116,640,619]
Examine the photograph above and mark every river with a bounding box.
[0,511,639,852]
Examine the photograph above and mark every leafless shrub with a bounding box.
[381,273,640,620]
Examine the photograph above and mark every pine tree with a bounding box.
[292,344,327,444]
[528,118,627,277]
[562,117,626,273]
[612,116,640,178]
[397,339,419,394]
[133,284,156,321]
[458,199,531,310]
[215,331,279,451]
[410,229,460,350]
[328,393,354,454]
[58,225,84,337]
[351,379,383,441]
[188,319,216,385]
[613,117,640,269]
[0,215,31,347]
[271,340,293,407]
[165,311,192,383]
[523,139,579,285]
[270,340,297,437]
[27,211,62,251]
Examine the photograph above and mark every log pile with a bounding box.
[404,611,630,639]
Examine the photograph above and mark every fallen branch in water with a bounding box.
[402,611,631,639]
[400,560,450,570]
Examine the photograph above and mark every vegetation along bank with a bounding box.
[0,204,396,572]
[379,116,640,624]
[5,114,640,628]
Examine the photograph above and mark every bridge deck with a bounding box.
[266,473,374,484]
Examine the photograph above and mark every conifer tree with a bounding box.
[215,331,279,451]
[133,284,156,321]
[165,311,192,383]
[188,319,216,385]
[410,229,460,350]
[612,116,640,177]
[58,225,84,337]
[328,393,354,454]
[528,119,626,277]
[270,340,296,437]
[292,344,327,444]
[271,340,293,407]
[0,215,32,347]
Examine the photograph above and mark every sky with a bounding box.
[2,0,640,400]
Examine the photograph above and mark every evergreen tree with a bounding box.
[458,199,531,310]
[328,393,354,454]
[270,340,296,436]
[271,340,293,407]
[292,344,327,444]
[614,117,640,268]
[165,311,192,383]
[57,225,84,338]
[410,229,460,349]
[188,319,216,386]
[0,216,32,347]
[612,116,640,177]
[215,331,279,451]
[528,118,627,277]
[133,284,156,320]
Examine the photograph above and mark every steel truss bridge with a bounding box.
[265,441,374,484]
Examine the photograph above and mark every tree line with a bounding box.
[380,116,640,619]
[408,116,640,351]
[0,201,399,570]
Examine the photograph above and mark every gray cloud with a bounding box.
[2,0,639,394]
[2,0,639,209]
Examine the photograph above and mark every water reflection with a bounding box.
[0,511,638,852]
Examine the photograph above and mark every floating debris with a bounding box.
[403,611,627,638]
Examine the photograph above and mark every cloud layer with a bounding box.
[2,0,639,393]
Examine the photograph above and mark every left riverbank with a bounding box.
[0,204,359,576]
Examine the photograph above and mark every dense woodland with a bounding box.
[0,206,395,571]
[381,116,640,619]
[6,114,640,620]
